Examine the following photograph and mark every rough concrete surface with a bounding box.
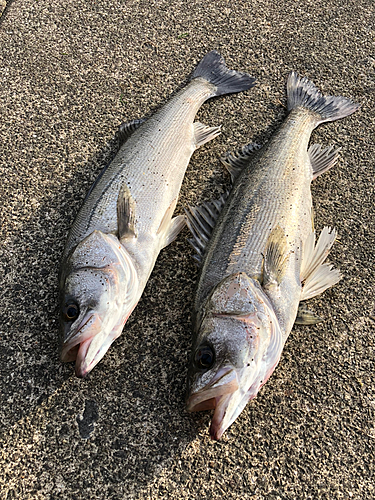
[0,1,374,499]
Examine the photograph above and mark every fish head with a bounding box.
[187,272,284,440]
[59,230,138,377]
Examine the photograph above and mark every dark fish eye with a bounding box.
[63,301,80,322]
[195,344,215,370]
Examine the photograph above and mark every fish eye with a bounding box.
[195,344,215,370]
[62,301,80,322]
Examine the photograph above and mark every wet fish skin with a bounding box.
[186,73,359,439]
[59,51,256,377]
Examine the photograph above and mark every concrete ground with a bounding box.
[0,1,374,499]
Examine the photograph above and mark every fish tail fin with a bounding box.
[287,72,359,124]
[192,51,256,97]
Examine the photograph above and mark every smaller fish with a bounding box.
[59,51,256,377]
[185,72,359,439]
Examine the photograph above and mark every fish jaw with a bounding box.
[60,307,134,378]
[74,321,125,378]
[188,353,283,440]
[208,353,283,440]
[60,312,102,363]
[187,367,240,440]
[187,367,239,412]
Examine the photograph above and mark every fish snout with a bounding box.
[60,313,102,366]
[186,367,239,413]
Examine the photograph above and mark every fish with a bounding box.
[59,51,256,378]
[185,72,359,439]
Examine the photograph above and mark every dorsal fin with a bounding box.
[83,120,145,203]
[220,143,261,182]
[185,192,229,266]
[308,144,340,180]
[118,119,145,148]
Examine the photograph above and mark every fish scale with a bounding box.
[197,108,317,323]
[64,79,215,260]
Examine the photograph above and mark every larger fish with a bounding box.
[186,73,359,439]
[59,51,256,378]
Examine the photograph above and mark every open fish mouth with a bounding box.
[62,334,109,379]
[60,313,105,377]
[74,336,103,378]
[187,367,239,439]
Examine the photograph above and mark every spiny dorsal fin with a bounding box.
[117,184,137,241]
[300,227,341,301]
[118,119,145,148]
[193,122,222,149]
[221,143,261,182]
[308,144,341,180]
[185,192,229,266]
[263,226,290,289]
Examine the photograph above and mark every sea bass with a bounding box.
[185,73,359,439]
[59,51,256,378]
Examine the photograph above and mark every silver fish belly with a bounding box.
[59,51,256,377]
[186,72,359,439]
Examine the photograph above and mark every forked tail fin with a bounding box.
[287,72,359,124]
[192,51,256,97]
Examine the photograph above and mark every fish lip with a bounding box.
[74,338,98,378]
[60,313,96,363]
[209,394,233,440]
[186,367,239,413]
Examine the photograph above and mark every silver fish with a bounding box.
[59,51,256,377]
[186,73,359,439]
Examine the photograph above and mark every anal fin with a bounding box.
[308,144,340,180]
[193,122,221,148]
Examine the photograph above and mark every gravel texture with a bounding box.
[0,1,374,499]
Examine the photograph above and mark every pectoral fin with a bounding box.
[117,185,137,241]
[262,226,290,290]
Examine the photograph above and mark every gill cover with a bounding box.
[60,230,138,377]
[187,272,284,439]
